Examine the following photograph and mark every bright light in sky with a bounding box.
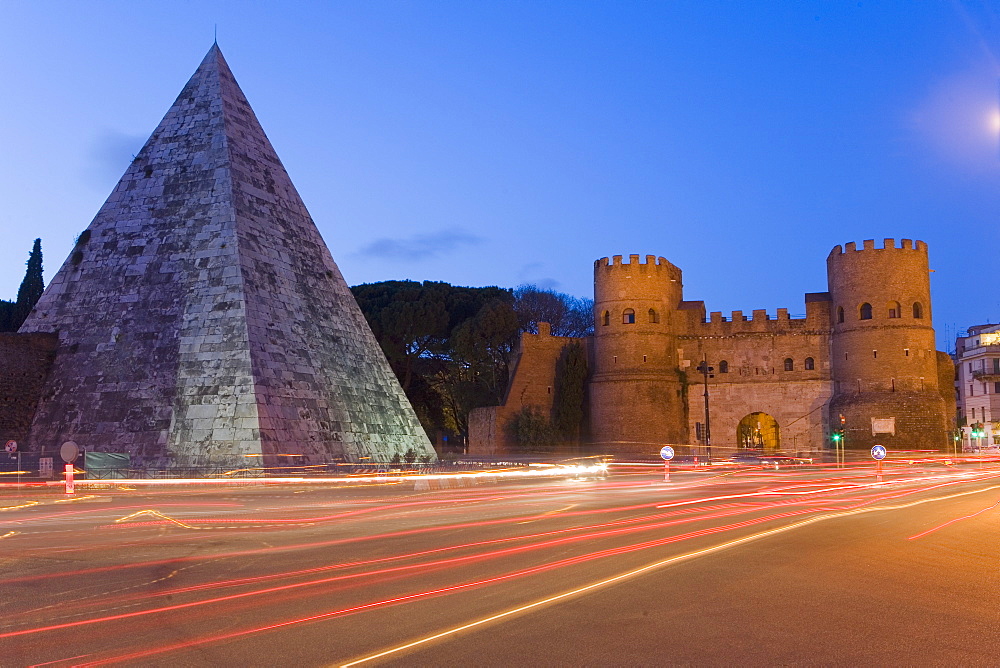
[1,1,1000,346]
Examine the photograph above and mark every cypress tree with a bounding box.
[13,238,44,329]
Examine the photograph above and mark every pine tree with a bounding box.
[13,238,43,329]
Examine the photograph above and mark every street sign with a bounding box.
[659,446,675,461]
[60,441,79,464]
[4,440,16,454]
[871,445,887,460]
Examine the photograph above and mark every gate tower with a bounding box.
[589,255,686,453]
[827,239,948,451]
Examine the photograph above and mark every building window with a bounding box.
[970,384,975,396]
[719,360,729,373]
[905,348,909,357]
[602,311,610,326]
[888,301,900,318]
[623,309,635,324]
[643,355,647,363]
[860,303,873,320]
[648,308,659,324]
[837,306,844,323]
[873,350,877,359]
[784,358,794,371]
[994,382,1000,394]
[913,302,923,318]
[804,357,814,370]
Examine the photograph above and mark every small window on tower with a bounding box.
[888,301,900,318]
[804,357,814,370]
[623,309,635,324]
[602,311,610,326]
[837,307,845,323]
[719,360,729,373]
[784,358,794,371]
[648,308,659,324]
[912,302,923,318]
[860,303,873,320]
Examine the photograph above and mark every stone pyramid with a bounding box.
[20,44,435,467]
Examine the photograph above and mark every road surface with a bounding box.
[1,459,999,666]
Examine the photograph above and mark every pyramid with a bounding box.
[20,45,435,467]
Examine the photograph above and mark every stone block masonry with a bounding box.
[18,45,434,466]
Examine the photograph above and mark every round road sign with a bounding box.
[60,441,80,464]
[4,440,16,454]
[871,445,887,460]
[659,446,675,461]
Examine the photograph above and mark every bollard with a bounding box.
[64,464,75,494]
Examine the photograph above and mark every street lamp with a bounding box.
[696,355,713,462]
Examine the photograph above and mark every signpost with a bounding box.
[871,444,886,483]
[5,441,18,487]
[660,445,675,482]
[61,441,79,495]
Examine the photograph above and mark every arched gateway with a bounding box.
[737,413,780,451]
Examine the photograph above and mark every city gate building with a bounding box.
[471,239,955,455]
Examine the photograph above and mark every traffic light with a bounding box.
[696,361,714,378]
[831,429,844,443]
[972,423,985,438]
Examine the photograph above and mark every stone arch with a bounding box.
[860,303,873,320]
[737,412,780,452]
[648,308,659,324]
[888,301,900,318]
[912,301,923,319]
[602,310,610,326]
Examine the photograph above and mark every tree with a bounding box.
[513,285,594,338]
[451,298,520,406]
[351,280,517,444]
[505,405,558,451]
[1,238,44,332]
[553,341,588,443]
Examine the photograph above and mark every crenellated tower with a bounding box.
[827,239,949,450]
[589,254,687,452]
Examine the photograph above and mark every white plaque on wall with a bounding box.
[872,417,895,435]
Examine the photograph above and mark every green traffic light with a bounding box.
[832,433,842,442]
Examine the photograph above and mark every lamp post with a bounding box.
[696,355,713,462]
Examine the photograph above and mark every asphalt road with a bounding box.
[2,459,999,666]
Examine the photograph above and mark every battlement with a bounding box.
[828,238,927,258]
[677,292,831,336]
[594,254,682,280]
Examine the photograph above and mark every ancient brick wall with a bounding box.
[0,333,58,446]
[468,323,587,454]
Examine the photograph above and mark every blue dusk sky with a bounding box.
[1,1,999,347]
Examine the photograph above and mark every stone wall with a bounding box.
[0,333,58,446]
[468,323,586,454]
